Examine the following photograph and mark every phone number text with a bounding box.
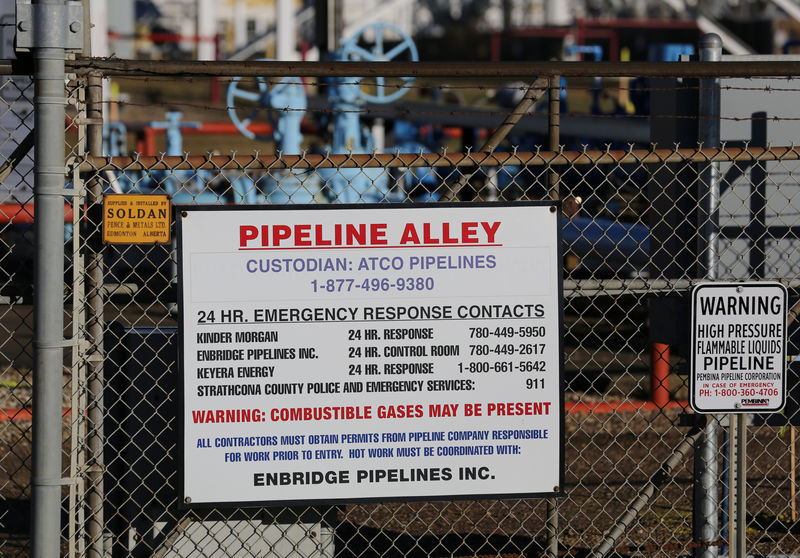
[311,277,434,293]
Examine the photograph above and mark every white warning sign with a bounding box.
[690,282,787,413]
[177,203,564,507]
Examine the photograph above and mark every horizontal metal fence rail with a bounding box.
[0,57,789,79]
[77,145,800,172]
[66,58,800,78]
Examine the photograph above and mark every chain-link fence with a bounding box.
[0,68,34,554]
[5,51,800,557]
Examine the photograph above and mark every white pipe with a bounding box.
[89,0,108,57]
[234,0,247,49]
[276,0,296,60]
[341,0,415,40]
[544,0,571,26]
[225,5,315,60]
[197,0,215,60]
[771,0,800,25]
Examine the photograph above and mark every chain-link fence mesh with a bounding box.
[6,60,800,557]
[0,71,35,557]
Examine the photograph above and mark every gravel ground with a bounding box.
[1,301,798,557]
[3,401,797,557]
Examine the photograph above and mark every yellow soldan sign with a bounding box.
[103,194,171,244]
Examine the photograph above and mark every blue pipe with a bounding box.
[562,216,650,275]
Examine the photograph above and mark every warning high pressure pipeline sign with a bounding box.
[690,282,787,414]
[177,203,564,507]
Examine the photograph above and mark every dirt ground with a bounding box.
[3,408,798,557]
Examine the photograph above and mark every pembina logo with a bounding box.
[741,398,769,406]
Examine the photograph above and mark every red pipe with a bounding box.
[0,407,74,422]
[144,127,157,156]
[650,342,671,407]
[566,399,687,415]
[107,31,217,44]
[1,408,32,421]
[135,131,147,155]
[184,122,274,135]
[0,203,73,224]
[210,35,222,105]
[490,32,501,62]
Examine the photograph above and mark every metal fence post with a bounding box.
[31,1,68,557]
[693,32,722,558]
[728,412,747,557]
[698,33,722,279]
[86,71,107,558]
[546,73,560,558]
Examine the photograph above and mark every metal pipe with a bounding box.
[720,426,730,556]
[650,343,670,407]
[85,72,106,558]
[693,33,722,558]
[196,0,215,61]
[0,129,35,182]
[544,73,561,558]
[276,0,296,61]
[783,306,800,540]
[728,413,747,558]
[65,58,800,78]
[592,422,707,558]
[546,499,558,558]
[79,144,800,172]
[31,1,68,557]
[694,418,720,558]
[480,77,548,153]
[441,77,549,201]
[793,427,798,524]
[735,415,746,556]
[698,34,722,280]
